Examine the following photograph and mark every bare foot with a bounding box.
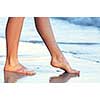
[4,63,35,76]
[51,55,80,74]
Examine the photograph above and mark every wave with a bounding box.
[62,50,100,64]
[21,40,100,45]
[52,17,100,28]
[1,35,100,45]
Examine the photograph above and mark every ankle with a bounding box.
[52,52,64,61]
[5,57,19,66]
[51,54,64,66]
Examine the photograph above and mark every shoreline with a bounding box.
[0,37,100,83]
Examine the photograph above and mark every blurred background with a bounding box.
[0,17,100,83]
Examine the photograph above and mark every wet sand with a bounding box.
[0,18,100,83]
[0,37,100,83]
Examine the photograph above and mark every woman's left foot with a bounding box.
[4,63,35,76]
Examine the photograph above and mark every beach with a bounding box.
[0,17,100,83]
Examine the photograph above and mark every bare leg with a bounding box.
[4,17,35,75]
[34,17,80,74]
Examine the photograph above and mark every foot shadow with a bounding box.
[49,72,79,83]
[4,71,27,83]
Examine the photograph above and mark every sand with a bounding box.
[0,17,100,83]
[0,37,100,83]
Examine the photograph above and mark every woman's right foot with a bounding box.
[4,63,35,76]
[51,55,80,74]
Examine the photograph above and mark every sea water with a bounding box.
[0,17,100,83]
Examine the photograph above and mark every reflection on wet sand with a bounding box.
[49,72,79,83]
[4,71,27,83]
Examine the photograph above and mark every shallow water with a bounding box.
[0,17,100,83]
